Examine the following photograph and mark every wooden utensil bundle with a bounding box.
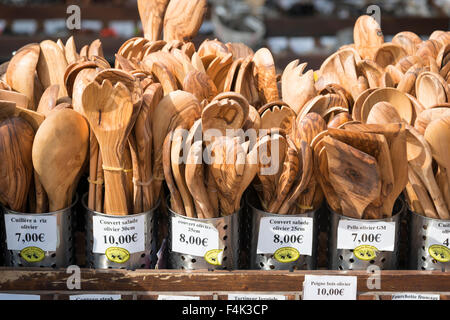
[163,93,257,218]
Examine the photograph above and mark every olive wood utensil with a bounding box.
[0,117,34,212]
[323,136,382,219]
[138,0,170,41]
[408,164,439,219]
[5,43,40,109]
[424,116,450,202]
[32,109,88,211]
[406,125,449,219]
[163,0,207,42]
[37,40,68,98]
[82,80,134,215]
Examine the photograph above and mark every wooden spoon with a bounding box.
[408,164,439,218]
[406,125,449,219]
[416,71,448,109]
[353,15,384,60]
[366,101,402,124]
[32,109,88,211]
[82,80,134,215]
[0,117,34,212]
[424,116,450,204]
[5,43,40,109]
[185,140,215,218]
[36,84,59,116]
[37,40,68,98]
[183,70,217,103]
[252,48,279,104]
[163,0,207,42]
[415,107,450,135]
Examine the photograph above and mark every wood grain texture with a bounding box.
[163,0,207,42]
[82,80,134,215]
[138,0,169,41]
[5,43,40,109]
[37,40,68,98]
[32,109,88,211]
[252,48,279,104]
[323,136,381,219]
[0,117,34,212]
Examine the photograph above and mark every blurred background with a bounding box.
[0,0,449,70]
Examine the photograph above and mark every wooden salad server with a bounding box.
[82,80,134,215]
[32,109,89,211]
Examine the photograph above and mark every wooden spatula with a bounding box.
[82,80,134,215]
[323,136,381,219]
[37,40,68,98]
[138,0,170,41]
[163,0,207,42]
[32,109,89,211]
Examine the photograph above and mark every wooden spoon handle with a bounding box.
[420,166,450,219]
[88,131,99,211]
[408,165,439,219]
[34,170,48,213]
[95,150,104,213]
[103,169,129,216]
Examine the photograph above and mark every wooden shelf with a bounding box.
[0,268,449,300]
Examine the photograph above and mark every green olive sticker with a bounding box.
[204,249,223,266]
[105,247,130,264]
[274,247,300,263]
[20,246,45,263]
[354,245,378,261]
[428,245,450,263]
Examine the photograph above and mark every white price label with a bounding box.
[257,217,313,256]
[4,214,57,251]
[171,216,219,257]
[228,294,286,300]
[0,293,40,300]
[158,295,200,300]
[303,275,357,300]
[425,222,450,248]
[70,294,122,300]
[93,215,145,254]
[337,220,396,251]
[391,293,440,300]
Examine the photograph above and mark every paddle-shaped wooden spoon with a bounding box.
[32,109,88,211]
[82,80,134,215]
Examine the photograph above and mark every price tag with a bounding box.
[257,217,313,256]
[0,293,40,300]
[337,220,396,251]
[425,222,450,248]
[391,293,440,300]
[158,295,200,300]
[303,275,357,300]
[228,294,286,300]
[4,214,57,251]
[171,216,219,257]
[93,215,145,254]
[70,294,121,300]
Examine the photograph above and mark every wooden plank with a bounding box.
[0,268,449,293]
